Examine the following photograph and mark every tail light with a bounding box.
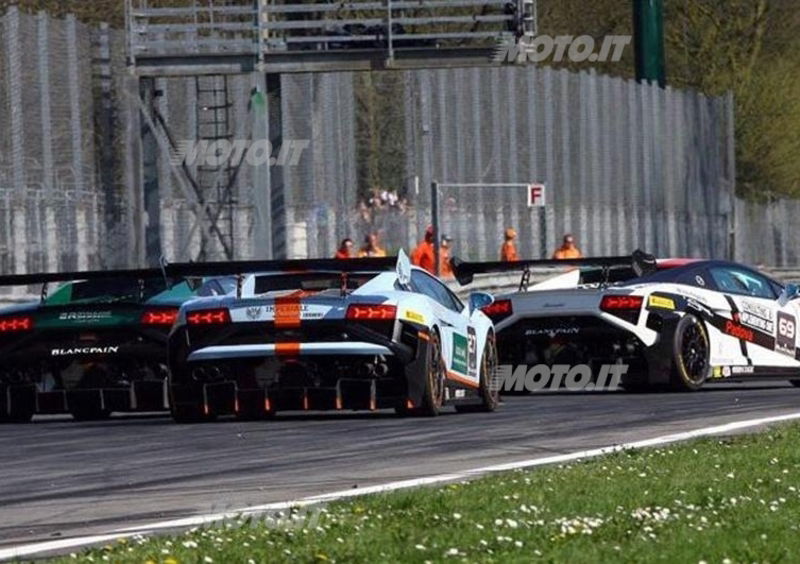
[187,308,231,326]
[346,304,396,321]
[600,295,643,323]
[482,299,513,322]
[141,308,179,326]
[0,316,33,332]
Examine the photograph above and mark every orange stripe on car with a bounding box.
[274,296,302,328]
[446,370,479,389]
[275,342,301,356]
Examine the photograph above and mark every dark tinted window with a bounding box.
[197,277,238,297]
[709,267,776,299]
[411,271,463,313]
[254,273,375,294]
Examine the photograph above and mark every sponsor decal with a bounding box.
[648,295,675,310]
[51,346,120,356]
[58,311,113,322]
[775,312,796,356]
[739,311,775,334]
[686,298,712,317]
[713,365,753,378]
[524,327,580,338]
[452,333,469,374]
[264,304,309,313]
[246,306,263,321]
[738,301,775,334]
[724,320,754,342]
[740,300,773,321]
[695,275,706,287]
[404,310,425,324]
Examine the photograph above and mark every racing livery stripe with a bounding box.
[446,370,479,389]
[275,342,301,356]
[721,295,756,364]
[274,297,302,329]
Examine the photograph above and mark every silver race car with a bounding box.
[165,252,498,421]
[453,252,800,391]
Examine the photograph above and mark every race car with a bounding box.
[0,269,234,422]
[165,252,499,422]
[453,252,800,391]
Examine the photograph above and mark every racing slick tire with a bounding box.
[0,412,34,423]
[396,329,446,417]
[456,334,500,413]
[670,314,710,392]
[0,385,36,423]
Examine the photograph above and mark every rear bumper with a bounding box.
[188,341,393,362]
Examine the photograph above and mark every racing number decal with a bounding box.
[776,312,796,356]
[467,327,478,377]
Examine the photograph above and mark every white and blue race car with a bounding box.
[165,252,498,422]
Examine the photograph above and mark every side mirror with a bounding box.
[778,283,800,306]
[469,291,494,314]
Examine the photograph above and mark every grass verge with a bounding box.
[50,423,800,563]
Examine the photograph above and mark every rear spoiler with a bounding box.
[0,255,403,302]
[0,268,168,287]
[165,255,402,299]
[163,257,398,278]
[451,249,657,288]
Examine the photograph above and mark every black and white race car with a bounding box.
[453,252,800,391]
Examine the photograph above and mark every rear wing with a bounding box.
[451,249,657,289]
[165,255,401,298]
[0,254,404,303]
[0,268,172,303]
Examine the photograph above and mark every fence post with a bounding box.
[5,7,26,276]
[431,181,439,275]
[66,15,86,194]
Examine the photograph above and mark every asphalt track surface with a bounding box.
[1,382,800,551]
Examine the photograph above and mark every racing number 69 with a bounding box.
[779,317,796,340]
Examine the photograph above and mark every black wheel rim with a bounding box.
[680,322,708,384]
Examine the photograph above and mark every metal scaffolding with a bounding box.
[126,0,535,75]
[124,0,536,262]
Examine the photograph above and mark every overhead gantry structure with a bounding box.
[124,0,537,261]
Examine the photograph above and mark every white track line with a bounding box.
[3,410,800,561]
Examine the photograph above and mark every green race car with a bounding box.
[0,269,235,422]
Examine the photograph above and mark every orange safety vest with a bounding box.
[500,241,519,262]
[411,241,436,274]
[552,246,582,260]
